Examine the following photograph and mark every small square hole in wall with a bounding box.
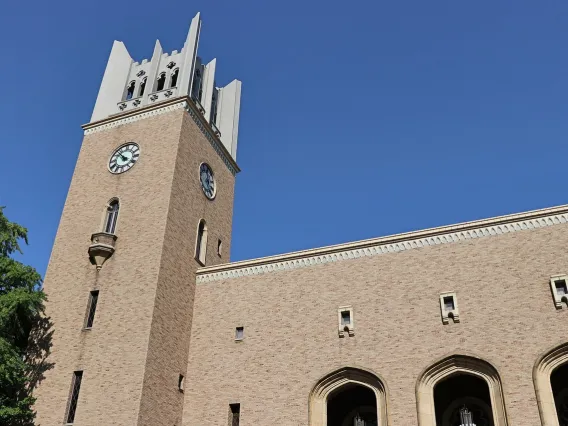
[555,280,568,296]
[440,292,460,324]
[550,275,568,309]
[178,374,185,392]
[443,296,455,311]
[338,306,354,337]
[235,327,244,341]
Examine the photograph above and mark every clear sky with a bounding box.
[1,1,567,277]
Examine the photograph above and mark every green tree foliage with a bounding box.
[0,207,53,425]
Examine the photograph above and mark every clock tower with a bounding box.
[34,13,241,426]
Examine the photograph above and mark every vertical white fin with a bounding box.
[141,40,163,106]
[91,41,133,122]
[201,58,217,123]
[217,79,242,159]
[179,13,202,97]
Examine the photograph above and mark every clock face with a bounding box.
[199,163,216,199]
[109,143,140,174]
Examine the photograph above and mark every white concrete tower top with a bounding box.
[91,13,242,160]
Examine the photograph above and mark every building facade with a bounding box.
[34,13,568,426]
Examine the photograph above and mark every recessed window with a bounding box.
[550,275,568,309]
[178,374,185,392]
[229,403,240,426]
[125,81,135,100]
[217,239,222,257]
[139,77,147,97]
[156,73,166,91]
[440,292,460,324]
[195,220,208,265]
[84,290,99,329]
[443,296,455,311]
[555,280,567,296]
[341,310,351,326]
[338,306,354,337]
[104,199,119,234]
[65,371,83,424]
[170,68,179,88]
[235,327,244,341]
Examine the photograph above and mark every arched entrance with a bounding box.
[309,367,388,426]
[551,363,568,426]
[534,341,568,426]
[416,354,508,426]
[435,374,494,426]
[327,383,377,426]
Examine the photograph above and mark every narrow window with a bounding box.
[170,69,179,88]
[178,374,185,392]
[555,279,568,296]
[210,87,219,124]
[126,81,135,100]
[191,68,202,101]
[84,290,99,329]
[139,77,147,97]
[65,371,83,424]
[228,403,240,426]
[195,220,208,265]
[156,73,166,91]
[217,239,222,257]
[104,200,119,234]
[235,327,244,341]
[443,296,455,311]
[341,310,351,326]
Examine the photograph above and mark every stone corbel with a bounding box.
[88,232,117,270]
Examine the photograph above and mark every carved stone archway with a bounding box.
[309,367,388,426]
[416,354,508,426]
[534,341,568,426]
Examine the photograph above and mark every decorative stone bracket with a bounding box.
[88,232,117,270]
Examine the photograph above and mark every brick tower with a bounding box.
[34,13,241,426]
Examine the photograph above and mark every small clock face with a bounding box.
[109,143,140,174]
[200,163,216,199]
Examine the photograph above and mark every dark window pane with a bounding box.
[85,291,99,329]
[66,371,83,424]
[444,296,455,311]
[229,403,240,426]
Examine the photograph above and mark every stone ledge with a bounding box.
[197,204,568,283]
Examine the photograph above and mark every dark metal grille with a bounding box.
[85,291,99,329]
[65,371,83,424]
[229,403,240,426]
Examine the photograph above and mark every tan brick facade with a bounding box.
[183,208,568,426]
[34,100,235,425]
[34,97,568,426]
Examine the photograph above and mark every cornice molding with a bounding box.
[197,204,568,283]
[82,97,240,176]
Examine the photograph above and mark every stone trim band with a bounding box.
[82,97,240,176]
[197,204,568,283]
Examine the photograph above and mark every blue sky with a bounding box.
[1,1,567,277]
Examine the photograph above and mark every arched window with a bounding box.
[139,77,147,97]
[416,354,508,426]
[104,200,119,234]
[170,69,179,88]
[156,73,166,91]
[309,367,388,426]
[534,342,568,426]
[126,81,135,100]
[195,219,208,265]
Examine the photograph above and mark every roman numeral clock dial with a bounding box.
[108,143,140,174]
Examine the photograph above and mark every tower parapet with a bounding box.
[90,12,241,159]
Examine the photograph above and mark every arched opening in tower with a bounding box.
[551,363,568,426]
[434,374,494,426]
[326,383,377,426]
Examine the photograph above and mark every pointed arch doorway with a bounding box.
[309,367,388,426]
